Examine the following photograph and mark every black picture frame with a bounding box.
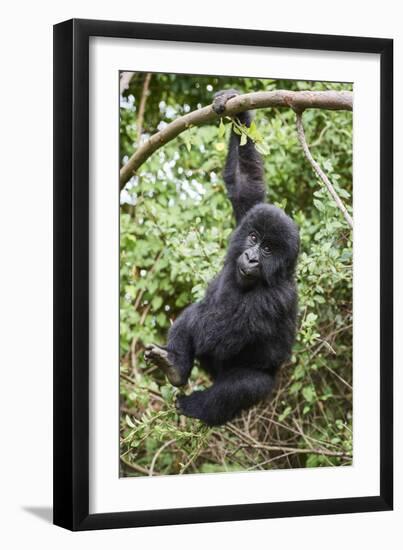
[53,18,393,531]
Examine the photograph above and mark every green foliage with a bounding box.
[120,73,353,476]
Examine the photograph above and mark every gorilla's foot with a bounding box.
[144,344,184,387]
[212,88,239,114]
[175,392,215,425]
[176,393,205,422]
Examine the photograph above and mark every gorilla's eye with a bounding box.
[249,232,258,243]
[262,244,271,255]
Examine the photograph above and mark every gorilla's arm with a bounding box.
[213,90,266,225]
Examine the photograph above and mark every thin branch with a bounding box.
[226,423,351,459]
[136,73,152,145]
[120,455,152,476]
[321,363,353,391]
[149,439,176,476]
[295,111,353,229]
[120,90,353,188]
[259,416,342,449]
[119,376,164,400]
[246,451,296,470]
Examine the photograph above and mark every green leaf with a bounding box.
[302,385,316,403]
[305,312,318,324]
[248,120,258,140]
[290,381,302,395]
[156,312,167,326]
[293,364,305,380]
[160,385,173,401]
[255,142,270,155]
[278,406,292,422]
[125,414,136,428]
[313,199,325,212]
[152,296,163,311]
[218,118,226,138]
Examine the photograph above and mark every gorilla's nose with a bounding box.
[245,250,259,265]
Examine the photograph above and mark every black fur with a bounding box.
[145,90,299,426]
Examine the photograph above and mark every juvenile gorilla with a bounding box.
[145,89,300,426]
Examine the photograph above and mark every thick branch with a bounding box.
[120,90,353,188]
[295,112,353,229]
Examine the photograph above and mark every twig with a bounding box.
[295,111,353,229]
[133,251,163,311]
[136,73,152,145]
[321,363,353,391]
[120,455,151,475]
[227,423,350,459]
[120,90,353,187]
[179,429,212,474]
[149,439,176,476]
[247,451,296,470]
[119,378,164,401]
[260,416,342,450]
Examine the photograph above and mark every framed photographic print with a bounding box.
[53,19,393,530]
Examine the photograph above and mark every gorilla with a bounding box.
[145,89,300,426]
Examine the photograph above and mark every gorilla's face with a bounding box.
[236,230,267,286]
[228,204,299,288]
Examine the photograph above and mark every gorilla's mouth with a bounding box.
[238,265,259,280]
[239,266,250,278]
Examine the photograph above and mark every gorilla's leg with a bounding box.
[145,309,194,387]
[176,368,275,426]
[144,344,185,387]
